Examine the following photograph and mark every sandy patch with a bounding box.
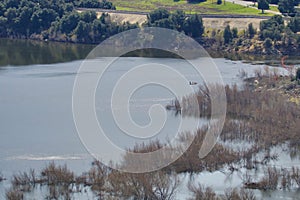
[97,12,147,24]
[203,17,263,31]
[94,11,264,30]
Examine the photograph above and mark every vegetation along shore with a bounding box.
[0,0,300,56]
[4,65,300,199]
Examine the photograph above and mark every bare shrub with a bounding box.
[254,68,262,79]
[281,168,292,190]
[245,167,279,190]
[0,171,5,182]
[41,162,74,185]
[107,170,179,200]
[12,169,37,192]
[43,182,74,200]
[188,182,218,200]
[162,79,300,187]
[88,160,110,197]
[40,163,76,199]
[291,167,300,187]
[74,173,88,192]
[6,187,24,200]
[238,68,248,79]
[221,188,256,200]
[171,127,241,173]
[262,167,279,190]
[238,188,256,200]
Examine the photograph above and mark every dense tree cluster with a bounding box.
[278,0,299,16]
[75,0,115,9]
[207,13,300,55]
[0,1,206,43]
[257,15,300,50]
[288,17,300,33]
[258,0,270,14]
[259,15,300,48]
[0,0,125,43]
[186,0,207,3]
[259,15,284,40]
[221,14,300,54]
[245,0,300,16]
[146,8,205,38]
[222,25,238,44]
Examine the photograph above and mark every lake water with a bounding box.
[0,38,299,199]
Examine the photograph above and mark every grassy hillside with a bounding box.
[110,0,273,16]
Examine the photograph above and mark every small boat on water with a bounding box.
[189,81,197,85]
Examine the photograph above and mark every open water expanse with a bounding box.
[1,38,300,199]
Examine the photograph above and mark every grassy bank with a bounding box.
[110,0,273,16]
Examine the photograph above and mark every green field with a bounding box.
[110,0,273,16]
[269,5,280,12]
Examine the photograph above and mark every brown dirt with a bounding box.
[95,11,264,30]
[203,17,263,30]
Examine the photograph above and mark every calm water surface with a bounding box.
[0,38,299,199]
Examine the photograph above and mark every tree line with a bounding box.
[1,0,300,55]
[0,0,120,42]
[249,0,300,16]
[145,8,204,38]
[220,14,300,55]
[0,1,205,43]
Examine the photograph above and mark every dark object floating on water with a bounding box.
[189,81,197,85]
[166,99,181,111]
[0,176,6,182]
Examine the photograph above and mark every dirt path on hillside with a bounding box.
[77,8,266,30]
[97,11,264,30]
[203,17,263,30]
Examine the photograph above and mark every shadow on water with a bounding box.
[208,50,300,67]
[0,39,95,66]
[1,38,300,67]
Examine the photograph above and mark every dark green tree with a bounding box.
[258,0,270,14]
[223,25,232,44]
[260,15,284,40]
[268,0,279,4]
[4,0,19,9]
[30,8,58,33]
[59,12,80,34]
[170,10,185,32]
[288,17,300,33]
[296,68,300,81]
[231,27,238,38]
[263,37,273,48]
[74,20,91,42]
[0,2,5,16]
[147,8,170,24]
[247,23,256,38]
[155,18,174,29]
[187,0,206,3]
[278,0,296,16]
[183,14,204,38]
[81,11,97,23]
[0,16,7,36]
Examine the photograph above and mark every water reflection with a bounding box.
[0,39,94,66]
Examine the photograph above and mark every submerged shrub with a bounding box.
[6,188,24,200]
[0,172,5,182]
[107,170,179,200]
[291,167,300,187]
[188,182,218,200]
[222,188,256,200]
[41,162,74,185]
